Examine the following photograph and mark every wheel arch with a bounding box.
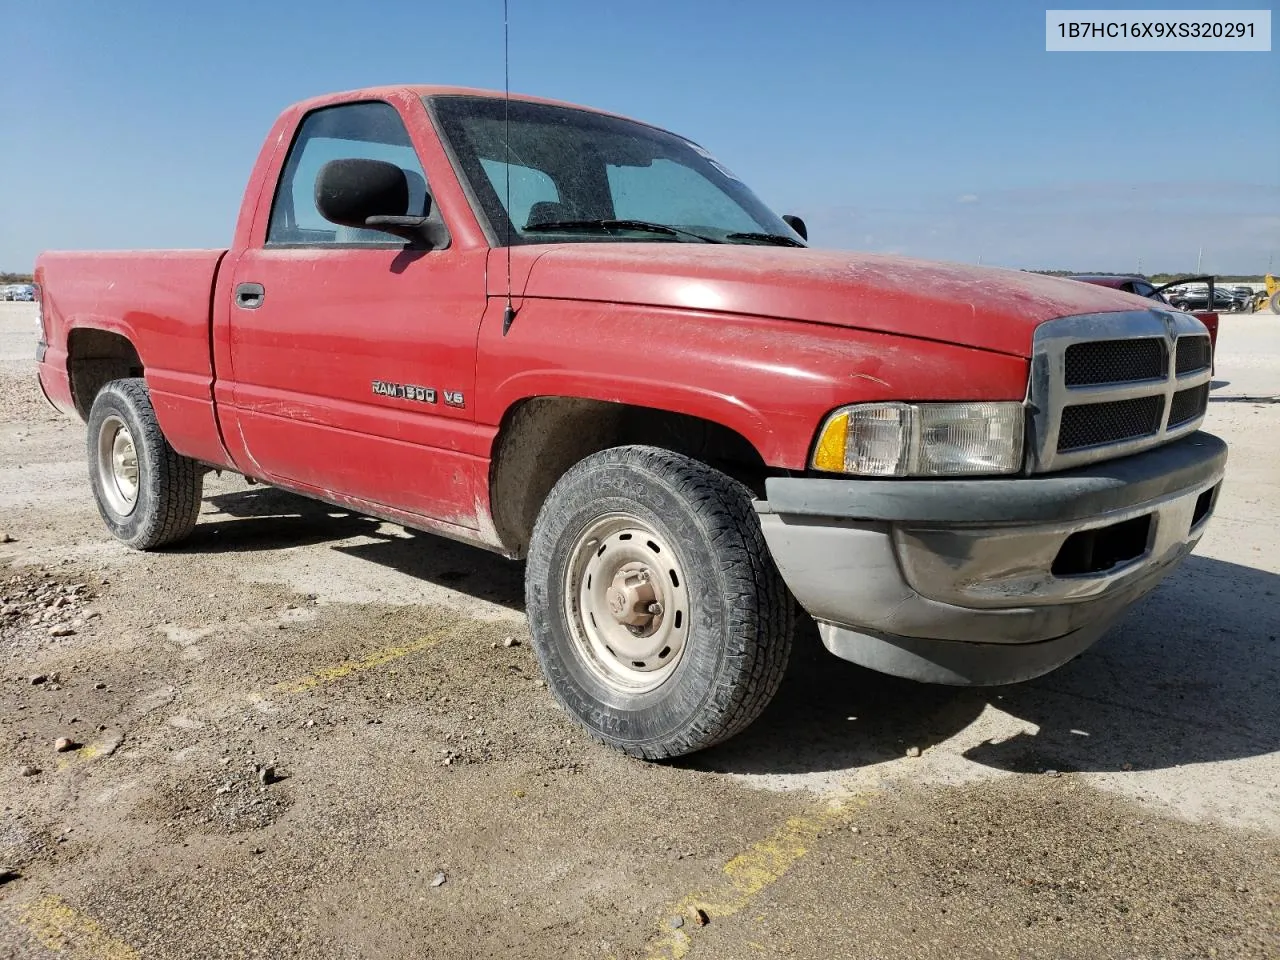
[486,396,775,558]
[66,326,145,420]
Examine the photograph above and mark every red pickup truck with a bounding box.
[34,85,1226,759]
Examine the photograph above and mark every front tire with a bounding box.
[525,446,793,759]
[86,378,203,550]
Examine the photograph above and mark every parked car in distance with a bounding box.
[1167,285,1234,313]
[1172,285,1254,316]
[1066,274,1169,302]
[1068,274,1219,355]
[34,85,1227,759]
[1227,285,1258,311]
[1,284,35,301]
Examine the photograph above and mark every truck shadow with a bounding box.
[694,555,1280,778]
[958,554,1279,776]
[188,486,526,611]
[181,487,388,552]
[183,487,1279,777]
[690,626,990,776]
[333,535,525,612]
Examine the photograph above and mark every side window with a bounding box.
[607,159,759,231]
[1132,282,1156,299]
[478,159,560,230]
[267,102,428,246]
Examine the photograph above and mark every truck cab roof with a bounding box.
[290,84,640,124]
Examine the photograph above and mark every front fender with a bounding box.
[475,298,1030,470]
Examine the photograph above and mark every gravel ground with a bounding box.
[0,301,1277,959]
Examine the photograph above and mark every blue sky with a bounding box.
[1,1,1276,274]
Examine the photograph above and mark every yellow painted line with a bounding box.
[17,895,140,960]
[644,792,873,960]
[54,743,102,772]
[54,729,127,772]
[270,632,444,693]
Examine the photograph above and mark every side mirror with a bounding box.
[314,158,446,248]
[782,214,807,242]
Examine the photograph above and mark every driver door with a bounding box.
[225,100,487,527]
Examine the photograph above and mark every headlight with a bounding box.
[812,402,1025,477]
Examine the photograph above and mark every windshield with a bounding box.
[428,95,804,247]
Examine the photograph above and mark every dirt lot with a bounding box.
[1,300,1277,959]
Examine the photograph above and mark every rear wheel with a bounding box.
[525,445,793,759]
[86,378,203,550]
[1269,291,1280,315]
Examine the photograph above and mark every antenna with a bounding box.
[501,0,517,336]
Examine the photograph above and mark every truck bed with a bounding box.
[36,249,231,467]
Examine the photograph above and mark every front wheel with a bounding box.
[525,446,794,759]
[86,378,204,550]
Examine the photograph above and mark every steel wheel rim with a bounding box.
[563,513,688,693]
[97,415,139,516]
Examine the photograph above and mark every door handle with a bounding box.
[235,282,265,309]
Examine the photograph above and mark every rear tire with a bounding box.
[1269,291,1280,315]
[86,378,203,550]
[525,445,793,759]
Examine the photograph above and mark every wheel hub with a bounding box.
[605,563,659,628]
[96,415,140,517]
[563,514,688,692]
[112,431,139,498]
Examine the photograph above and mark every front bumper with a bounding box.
[756,432,1227,686]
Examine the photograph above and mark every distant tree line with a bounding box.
[1147,274,1266,284]
[0,272,34,283]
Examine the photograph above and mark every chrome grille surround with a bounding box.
[1028,310,1212,473]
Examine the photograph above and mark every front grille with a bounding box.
[1031,311,1216,472]
[1168,383,1209,426]
[1057,396,1165,452]
[1065,338,1166,386]
[1175,335,1211,375]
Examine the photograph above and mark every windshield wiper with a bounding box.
[724,232,805,247]
[522,219,721,243]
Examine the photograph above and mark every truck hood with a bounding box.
[510,245,1154,358]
